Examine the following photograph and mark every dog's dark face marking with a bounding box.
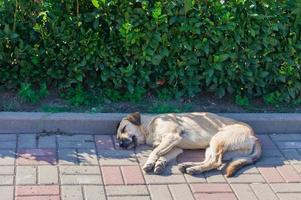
[116,112,144,149]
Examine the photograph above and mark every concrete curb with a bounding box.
[0,112,300,134]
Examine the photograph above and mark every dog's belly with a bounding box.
[177,132,211,149]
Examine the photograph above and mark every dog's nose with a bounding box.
[119,138,131,149]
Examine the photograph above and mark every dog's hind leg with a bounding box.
[185,142,225,175]
[154,147,183,174]
[143,134,182,173]
[178,146,212,173]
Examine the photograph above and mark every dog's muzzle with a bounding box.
[119,136,137,149]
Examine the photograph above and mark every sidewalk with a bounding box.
[1,133,301,200]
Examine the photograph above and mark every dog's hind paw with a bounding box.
[143,163,154,173]
[178,162,195,173]
[178,164,187,173]
[186,166,203,175]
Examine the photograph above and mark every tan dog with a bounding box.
[116,112,261,177]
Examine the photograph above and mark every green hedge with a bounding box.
[0,0,301,104]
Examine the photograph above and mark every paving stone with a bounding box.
[169,184,194,200]
[204,170,226,183]
[59,141,95,149]
[38,166,58,184]
[61,185,83,200]
[58,148,78,165]
[261,149,283,157]
[277,193,301,200]
[16,166,36,184]
[101,166,123,185]
[58,135,95,149]
[61,174,102,185]
[177,150,205,163]
[194,193,237,200]
[112,135,122,150]
[135,145,152,165]
[77,148,98,165]
[0,166,14,174]
[58,135,93,142]
[294,164,301,173]
[276,141,301,149]
[83,185,106,200]
[98,150,137,165]
[108,196,150,200]
[120,165,145,184]
[18,148,56,156]
[235,165,259,174]
[18,134,36,148]
[0,149,15,165]
[161,163,182,175]
[190,183,232,193]
[231,184,257,200]
[0,186,14,200]
[250,183,278,200]
[277,165,301,182]
[17,156,57,165]
[257,135,277,150]
[148,185,172,200]
[255,156,285,167]
[144,174,186,184]
[60,166,100,175]
[270,183,301,192]
[38,135,56,148]
[106,185,148,196]
[0,134,17,141]
[16,185,60,196]
[0,175,14,185]
[17,148,57,165]
[281,149,301,164]
[185,173,207,183]
[0,141,16,149]
[95,135,114,150]
[226,174,265,183]
[270,134,301,141]
[15,196,60,200]
[257,167,285,183]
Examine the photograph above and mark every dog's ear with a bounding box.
[126,112,141,126]
[116,122,121,132]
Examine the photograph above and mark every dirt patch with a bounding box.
[0,90,300,113]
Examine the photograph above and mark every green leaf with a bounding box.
[184,0,195,14]
[151,55,162,65]
[91,0,99,8]
[214,54,229,63]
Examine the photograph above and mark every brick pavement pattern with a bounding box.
[0,133,300,199]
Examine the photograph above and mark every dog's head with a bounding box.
[116,112,146,149]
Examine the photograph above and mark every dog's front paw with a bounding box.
[143,163,154,173]
[154,161,166,174]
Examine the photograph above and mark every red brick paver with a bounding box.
[16,185,60,196]
[120,165,145,184]
[194,193,237,200]
[0,133,300,200]
[101,166,124,185]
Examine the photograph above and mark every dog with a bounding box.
[116,112,261,177]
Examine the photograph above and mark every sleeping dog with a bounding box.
[116,112,261,177]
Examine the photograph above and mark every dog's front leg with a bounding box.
[154,147,183,174]
[143,134,182,173]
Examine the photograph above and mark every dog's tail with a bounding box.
[225,139,262,177]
